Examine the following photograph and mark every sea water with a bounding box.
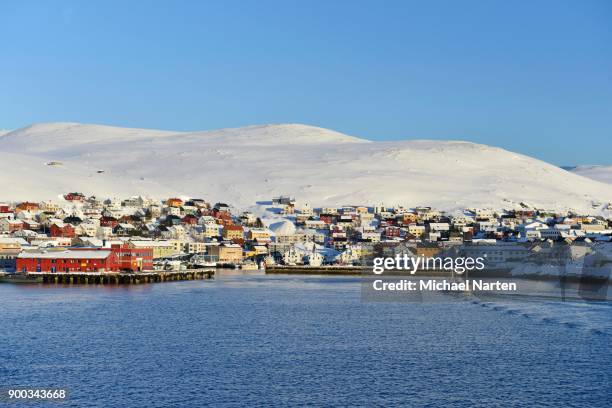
[0,271,610,407]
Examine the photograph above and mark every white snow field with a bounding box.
[570,165,612,185]
[0,122,611,213]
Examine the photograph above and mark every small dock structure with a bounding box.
[9,269,215,285]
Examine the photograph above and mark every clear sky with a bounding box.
[1,0,610,165]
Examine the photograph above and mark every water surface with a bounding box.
[1,272,610,407]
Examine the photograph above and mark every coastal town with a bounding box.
[0,193,611,280]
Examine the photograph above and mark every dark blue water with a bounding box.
[1,272,611,407]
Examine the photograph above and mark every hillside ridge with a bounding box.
[0,122,610,214]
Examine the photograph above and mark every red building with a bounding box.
[0,204,10,213]
[319,214,337,224]
[2,219,24,233]
[99,216,119,228]
[64,192,85,201]
[17,249,117,273]
[50,222,76,238]
[385,226,401,237]
[16,243,153,273]
[110,243,153,271]
[22,220,40,231]
[181,214,198,225]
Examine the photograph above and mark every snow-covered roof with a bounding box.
[0,237,29,245]
[18,250,112,259]
[130,240,173,247]
[269,220,296,236]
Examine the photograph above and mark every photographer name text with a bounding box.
[372,279,517,292]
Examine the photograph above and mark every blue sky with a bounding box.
[1,0,610,165]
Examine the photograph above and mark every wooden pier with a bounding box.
[23,269,215,285]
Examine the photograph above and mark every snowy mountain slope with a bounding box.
[570,165,612,185]
[0,123,365,154]
[0,122,179,155]
[0,122,611,213]
[0,151,175,200]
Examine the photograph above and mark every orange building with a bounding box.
[166,198,183,207]
[16,202,40,212]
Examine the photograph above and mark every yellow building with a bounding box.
[129,240,177,258]
[0,237,26,251]
[222,225,244,241]
[402,213,419,223]
[408,224,426,237]
[246,228,271,241]
[208,243,243,263]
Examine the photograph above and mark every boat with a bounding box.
[240,262,259,270]
[217,263,238,269]
[189,254,218,268]
[191,261,217,268]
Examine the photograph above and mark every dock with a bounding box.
[265,265,463,276]
[1,269,215,285]
[265,265,369,275]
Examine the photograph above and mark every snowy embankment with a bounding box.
[0,122,611,214]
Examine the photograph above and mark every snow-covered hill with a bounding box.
[1,122,611,213]
[570,165,612,185]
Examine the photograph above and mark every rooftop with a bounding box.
[18,250,112,260]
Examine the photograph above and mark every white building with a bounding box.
[283,247,302,265]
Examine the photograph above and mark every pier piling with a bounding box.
[26,269,214,286]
